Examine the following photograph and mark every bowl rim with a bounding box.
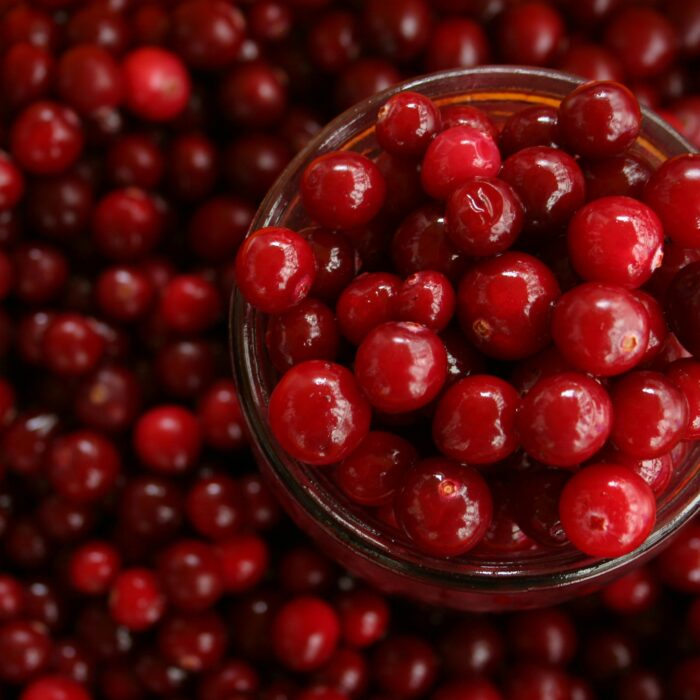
[231,65,700,595]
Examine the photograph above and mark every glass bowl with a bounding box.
[230,65,700,611]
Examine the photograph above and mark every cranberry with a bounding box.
[92,188,164,261]
[96,266,154,323]
[355,321,447,413]
[601,566,659,614]
[362,0,432,62]
[188,196,253,262]
[512,469,569,547]
[499,106,560,156]
[133,405,201,474]
[0,152,24,212]
[605,8,678,79]
[0,575,24,621]
[280,547,335,594]
[336,431,417,506]
[458,252,560,360]
[433,375,519,464]
[610,371,688,458]
[396,458,493,557]
[198,658,259,700]
[217,534,268,593]
[272,597,340,672]
[583,153,653,203]
[107,134,164,189]
[185,473,243,541]
[559,81,641,159]
[10,101,83,175]
[421,126,501,200]
[552,282,650,376]
[446,176,524,257]
[119,475,183,543]
[65,5,130,56]
[440,105,498,139]
[20,676,90,700]
[159,539,224,612]
[498,2,565,65]
[504,663,571,700]
[269,360,371,465]
[170,0,246,69]
[26,174,93,241]
[219,62,287,128]
[508,608,577,666]
[158,611,227,672]
[425,18,490,72]
[265,298,339,371]
[582,630,637,681]
[657,522,700,592]
[432,678,502,700]
[375,92,440,158]
[558,44,625,83]
[197,380,247,451]
[667,359,700,439]
[646,155,700,248]
[372,635,438,699]
[2,411,60,476]
[392,204,467,281]
[57,45,123,116]
[43,313,105,376]
[235,226,317,314]
[2,6,59,51]
[559,463,656,557]
[0,620,51,683]
[224,133,291,199]
[69,541,121,595]
[121,48,191,122]
[301,152,386,230]
[109,569,165,631]
[313,647,368,698]
[500,146,586,235]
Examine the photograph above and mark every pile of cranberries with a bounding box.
[236,80,700,563]
[1,0,700,698]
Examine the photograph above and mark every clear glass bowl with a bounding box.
[231,66,700,611]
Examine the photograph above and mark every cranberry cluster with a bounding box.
[236,81,700,562]
[0,0,700,698]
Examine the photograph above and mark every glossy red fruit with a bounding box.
[559,464,656,557]
[601,566,659,614]
[425,18,490,72]
[336,431,418,505]
[498,2,565,66]
[433,375,520,465]
[272,597,340,672]
[610,371,688,459]
[646,155,700,248]
[158,611,227,672]
[69,541,121,595]
[552,283,650,376]
[446,176,524,256]
[421,126,501,199]
[500,146,585,235]
[395,271,455,332]
[43,313,105,376]
[457,252,560,360]
[667,359,700,439]
[499,106,559,156]
[567,196,663,288]
[583,153,653,201]
[20,676,91,700]
[235,227,317,314]
[355,321,448,413]
[109,569,165,631]
[376,91,441,158]
[301,152,386,229]
[121,48,191,121]
[559,81,641,158]
[517,372,613,468]
[396,458,493,557]
[269,360,371,465]
[666,261,700,357]
[10,101,83,175]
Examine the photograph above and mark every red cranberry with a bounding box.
[440,105,498,139]
[337,588,389,649]
[512,469,569,547]
[97,266,154,322]
[166,133,218,201]
[280,547,335,594]
[109,569,165,631]
[13,243,68,304]
[425,18,490,71]
[235,226,317,314]
[270,360,371,465]
[307,10,360,73]
[158,611,227,672]
[0,575,24,621]
[107,134,164,189]
[605,8,678,79]
[499,106,560,156]
[601,566,659,614]
[2,411,60,476]
[552,282,650,376]
[508,608,577,666]
[69,541,121,595]
[57,45,123,116]
[376,92,441,158]
[559,463,656,557]
[440,618,504,677]
[121,48,191,122]
[500,146,586,235]
[217,534,268,593]
[133,405,201,474]
[498,2,565,66]
[265,298,339,371]
[272,596,340,672]
[43,313,105,376]
[362,0,432,63]
[582,630,637,681]
[92,188,164,261]
[198,658,259,700]
[421,126,501,200]
[583,153,653,201]
[667,359,700,439]
[159,274,221,334]
[185,473,243,541]
[504,663,571,700]
[396,457,493,557]
[432,678,502,700]
[559,81,641,159]
[458,252,560,360]
[313,647,368,699]
[65,5,130,56]
[657,522,700,592]
[188,196,253,262]
[10,101,83,175]
[0,620,51,683]
[336,431,418,506]
[219,62,287,128]
[26,174,93,241]
[224,133,291,198]
[558,44,625,83]
[20,676,90,700]
[301,152,386,229]
[302,227,360,302]
[2,6,59,51]
[119,475,184,543]
[197,380,247,451]
[372,635,438,699]
[610,371,688,458]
